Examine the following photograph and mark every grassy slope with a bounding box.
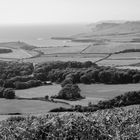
[0,105,140,139]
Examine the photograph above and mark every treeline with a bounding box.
[50,90,140,112]
[34,63,140,84]
[0,61,140,91]
[2,76,42,89]
[115,49,140,54]
[34,61,96,81]
[0,61,34,80]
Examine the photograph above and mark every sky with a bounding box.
[0,0,140,25]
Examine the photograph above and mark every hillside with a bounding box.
[0,105,140,139]
[86,21,140,36]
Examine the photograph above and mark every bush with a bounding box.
[14,80,42,89]
[54,84,82,100]
[3,88,15,99]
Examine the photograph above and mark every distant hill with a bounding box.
[78,21,140,37]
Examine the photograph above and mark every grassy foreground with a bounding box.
[0,105,140,139]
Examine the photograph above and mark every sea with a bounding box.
[0,24,91,47]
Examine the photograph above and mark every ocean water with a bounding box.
[0,24,91,47]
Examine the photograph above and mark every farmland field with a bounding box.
[16,84,61,98]
[83,42,140,54]
[79,83,140,102]
[35,45,88,54]
[0,99,70,115]
[15,83,140,106]
[25,55,104,63]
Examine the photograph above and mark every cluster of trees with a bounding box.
[0,61,34,80]
[35,65,140,84]
[3,79,42,89]
[14,80,42,89]
[34,61,97,81]
[0,87,15,99]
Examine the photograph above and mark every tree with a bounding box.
[57,84,82,100]
[3,88,15,99]
[61,78,73,87]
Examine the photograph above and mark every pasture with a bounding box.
[79,83,140,100]
[0,99,70,115]
[16,83,140,106]
[16,84,61,98]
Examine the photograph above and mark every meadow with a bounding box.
[0,99,70,115]
[15,83,140,106]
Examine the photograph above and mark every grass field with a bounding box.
[25,55,103,63]
[83,42,140,54]
[79,83,140,99]
[16,84,61,98]
[35,45,88,54]
[15,83,140,106]
[0,99,70,115]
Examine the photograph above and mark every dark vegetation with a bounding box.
[1,60,140,86]
[50,90,140,112]
[52,84,83,100]
[0,87,15,99]
[0,48,12,54]
[115,48,140,54]
[1,107,140,140]
[34,61,140,84]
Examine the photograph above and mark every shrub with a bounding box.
[3,88,15,99]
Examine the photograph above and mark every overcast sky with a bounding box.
[0,0,140,25]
